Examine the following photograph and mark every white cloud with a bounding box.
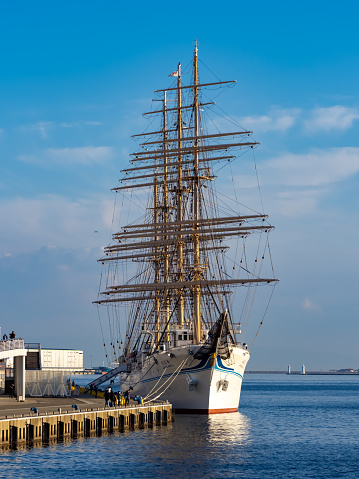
[264,147,359,187]
[0,252,13,259]
[305,106,359,132]
[223,147,359,217]
[46,146,113,165]
[58,264,70,271]
[302,298,321,312]
[0,194,114,255]
[22,121,54,138]
[239,108,300,133]
[205,108,299,136]
[211,105,359,136]
[59,122,80,128]
[19,146,113,166]
[20,120,102,136]
[59,121,102,128]
[270,189,322,216]
[84,121,102,126]
[252,147,359,217]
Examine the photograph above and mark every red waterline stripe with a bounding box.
[174,407,238,415]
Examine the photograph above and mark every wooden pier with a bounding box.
[0,397,172,449]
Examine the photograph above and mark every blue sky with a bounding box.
[0,1,358,369]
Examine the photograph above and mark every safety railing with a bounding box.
[24,343,41,350]
[0,339,25,352]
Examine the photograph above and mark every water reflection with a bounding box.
[137,412,251,471]
[207,412,250,446]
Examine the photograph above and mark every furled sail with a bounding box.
[194,312,234,360]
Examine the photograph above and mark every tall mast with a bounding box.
[154,164,160,345]
[176,62,184,327]
[193,41,201,344]
[95,45,279,354]
[163,91,170,337]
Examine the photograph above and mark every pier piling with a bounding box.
[0,401,172,449]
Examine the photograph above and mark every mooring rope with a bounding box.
[143,355,189,403]
[143,366,168,400]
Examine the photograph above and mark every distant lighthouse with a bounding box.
[302,364,306,375]
[287,364,291,375]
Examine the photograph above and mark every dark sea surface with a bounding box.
[1,374,359,478]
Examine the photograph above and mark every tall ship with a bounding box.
[93,44,278,413]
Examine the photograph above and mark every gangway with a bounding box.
[87,364,128,389]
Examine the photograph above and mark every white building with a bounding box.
[41,349,83,371]
[26,347,83,372]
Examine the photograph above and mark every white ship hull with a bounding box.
[120,344,250,414]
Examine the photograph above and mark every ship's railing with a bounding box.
[0,339,25,352]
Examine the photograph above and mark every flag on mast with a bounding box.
[168,70,179,77]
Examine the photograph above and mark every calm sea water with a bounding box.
[1,374,359,478]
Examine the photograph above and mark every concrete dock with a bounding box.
[0,394,173,449]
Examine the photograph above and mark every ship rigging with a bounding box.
[92,43,278,413]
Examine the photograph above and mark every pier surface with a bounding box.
[0,394,107,417]
[0,394,172,449]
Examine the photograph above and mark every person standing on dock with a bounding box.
[104,388,110,407]
[109,389,115,407]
